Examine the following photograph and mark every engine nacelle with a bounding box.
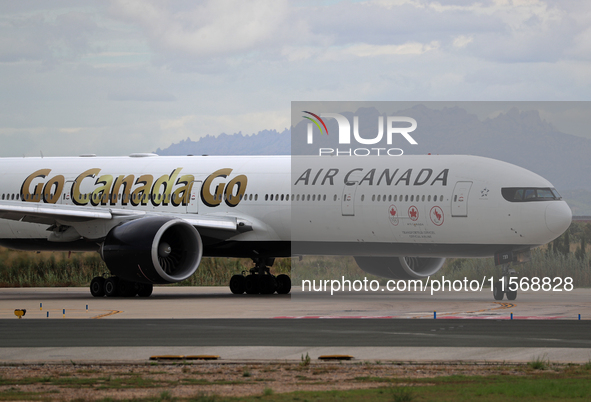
[101,217,203,284]
[354,256,445,280]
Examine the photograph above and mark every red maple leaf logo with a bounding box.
[409,208,417,218]
[390,208,397,216]
[433,209,442,221]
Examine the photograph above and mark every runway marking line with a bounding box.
[0,308,123,319]
[91,310,122,319]
[273,302,560,320]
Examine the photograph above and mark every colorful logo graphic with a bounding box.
[430,206,444,226]
[408,205,419,221]
[388,204,399,226]
[303,111,329,144]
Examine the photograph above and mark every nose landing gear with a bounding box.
[493,263,518,301]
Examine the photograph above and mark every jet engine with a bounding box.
[101,217,202,284]
[354,256,445,279]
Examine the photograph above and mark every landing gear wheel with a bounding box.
[245,275,259,294]
[118,279,138,297]
[493,280,504,301]
[260,275,276,294]
[506,288,517,301]
[90,277,105,297]
[137,283,153,297]
[104,277,119,297]
[230,275,246,294]
[276,274,291,294]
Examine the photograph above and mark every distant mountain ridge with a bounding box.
[156,129,290,156]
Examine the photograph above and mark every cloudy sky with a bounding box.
[0,0,590,156]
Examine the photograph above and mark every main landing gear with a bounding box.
[90,276,153,298]
[493,263,518,301]
[229,257,291,295]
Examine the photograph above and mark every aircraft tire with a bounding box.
[118,279,138,297]
[90,277,105,297]
[245,275,259,294]
[137,283,153,297]
[493,280,504,301]
[276,274,291,294]
[230,275,246,294]
[260,275,276,295]
[506,288,517,301]
[104,277,119,297]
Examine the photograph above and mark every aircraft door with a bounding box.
[59,181,74,205]
[451,181,472,217]
[341,171,363,216]
[186,181,201,214]
[341,185,358,216]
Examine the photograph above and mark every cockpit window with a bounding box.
[502,187,562,202]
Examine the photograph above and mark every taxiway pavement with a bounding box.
[1,287,590,363]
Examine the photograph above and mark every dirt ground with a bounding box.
[0,361,533,400]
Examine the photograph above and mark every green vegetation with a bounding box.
[527,354,550,370]
[4,370,591,401]
[0,222,589,288]
[300,353,311,367]
[0,364,591,402]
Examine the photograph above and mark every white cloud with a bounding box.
[345,41,439,57]
[107,0,289,58]
[453,35,473,48]
[0,1,590,158]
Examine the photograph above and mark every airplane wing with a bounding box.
[0,201,252,235]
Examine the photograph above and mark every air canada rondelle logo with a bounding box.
[408,205,419,221]
[388,204,399,226]
[430,206,444,226]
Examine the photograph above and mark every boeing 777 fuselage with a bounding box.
[0,154,572,300]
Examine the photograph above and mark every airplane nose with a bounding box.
[545,201,572,235]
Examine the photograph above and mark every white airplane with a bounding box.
[0,153,571,301]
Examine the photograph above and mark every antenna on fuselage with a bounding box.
[40,151,44,158]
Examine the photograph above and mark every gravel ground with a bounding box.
[0,361,531,400]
